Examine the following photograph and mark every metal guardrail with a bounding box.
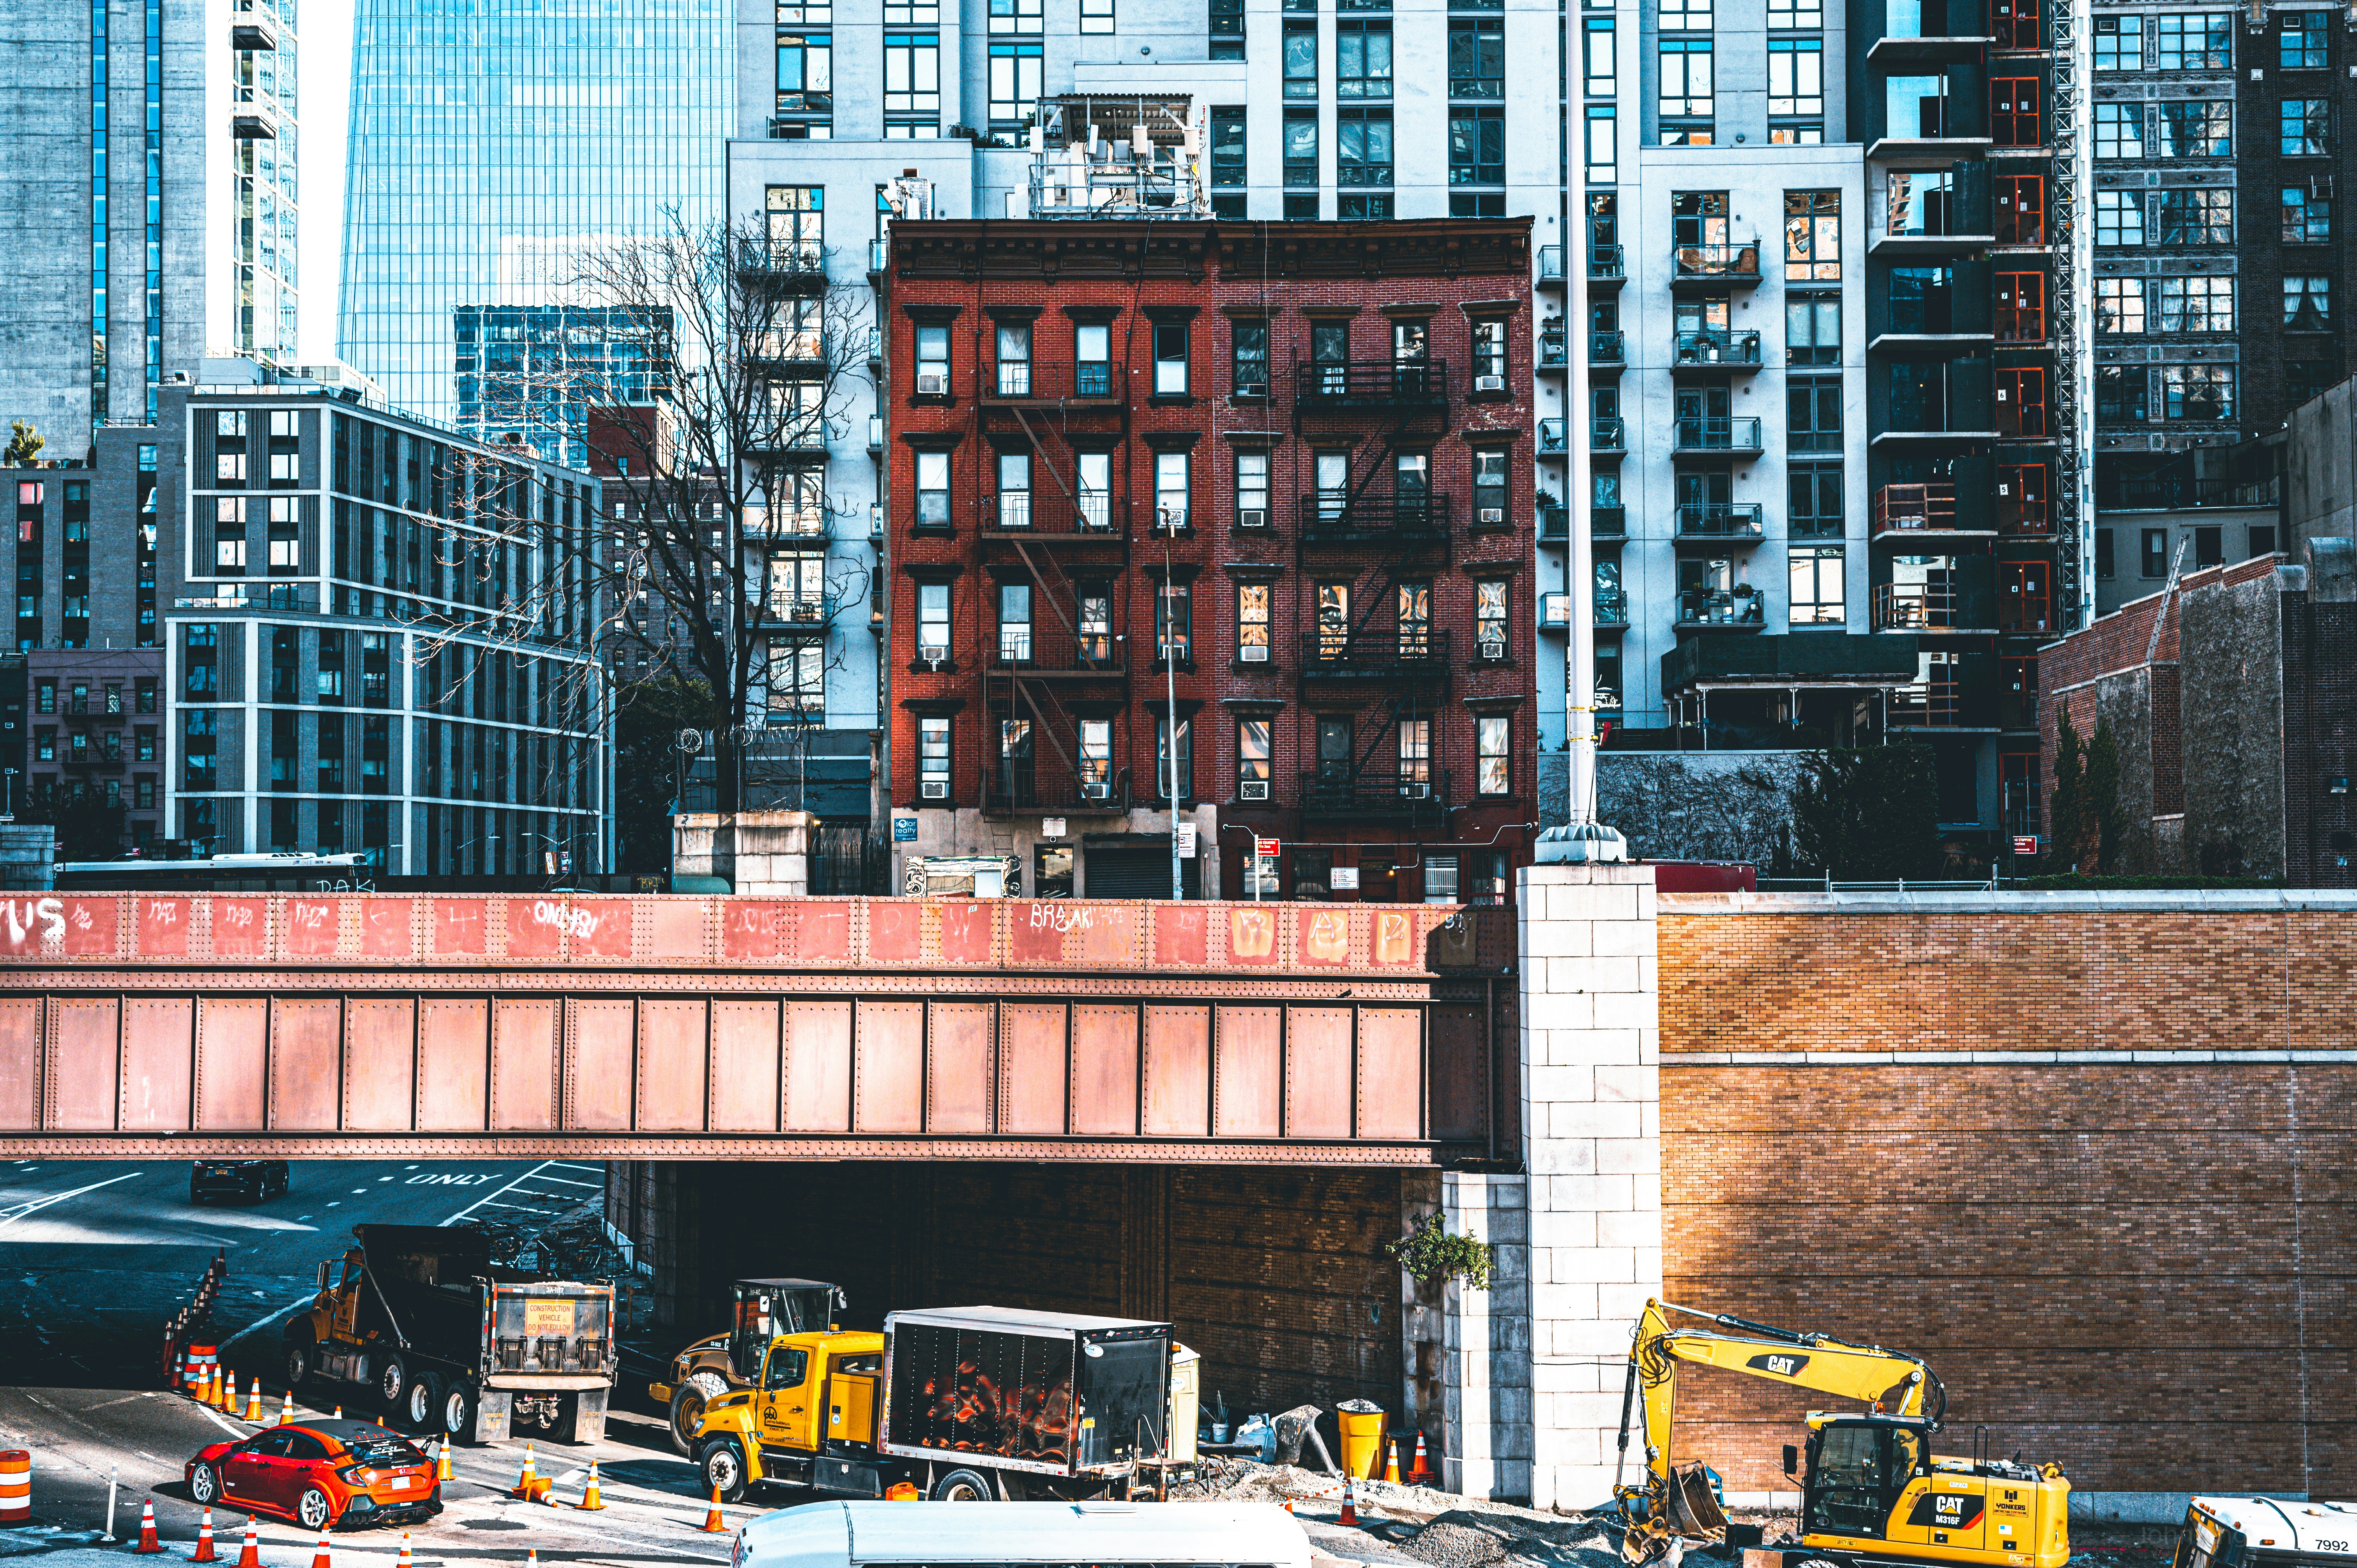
[1295,358,1451,406]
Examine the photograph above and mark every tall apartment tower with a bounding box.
[0,0,306,439]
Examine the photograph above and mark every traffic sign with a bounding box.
[2012,835,2039,856]
[1254,836,1281,859]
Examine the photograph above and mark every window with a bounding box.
[267,497,300,573]
[182,709,216,791]
[1790,546,1845,625]
[1210,0,1242,55]
[33,730,52,762]
[1472,318,1507,385]
[2283,184,2332,242]
[1789,465,1843,537]
[1585,106,1618,182]
[1338,109,1393,191]
[915,450,949,526]
[775,30,833,118]
[998,583,1032,662]
[2141,528,2168,576]
[1147,323,1191,398]
[2157,188,2232,244]
[986,41,1041,128]
[914,322,949,393]
[1235,453,1270,528]
[1576,18,1610,98]
[1997,367,2048,436]
[1079,718,1112,795]
[883,33,940,133]
[1660,41,1714,119]
[135,776,155,810]
[995,323,1030,397]
[2095,189,2145,245]
[2096,276,2147,334]
[136,678,156,714]
[2163,364,2234,420]
[1157,578,1192,661]
[1077,583,1112,661]
[2158,100,2231,157]
[1155,717,1193,801]
[1237,719,1272,796]
[1232,322,1269,396]
[2282,10,2328,67]
[2095,101,2145,158]
[214,497,247,574]
[1476,715,1510,795]
[69,684,87,715]
[1154,451,1189,529]
[919,716,951,799]
[996,450,1030,528]
[2094,14,2142,69]
[1659,0,1710,28]
[1472,449,1507,523]
[917,581,951,659]
[1997,175,2046,245]
[1770,41,1823,122]
[2095,528,2115,578]
[2283,99,2329,155]
[1209,108,1246,201]
[183,624,219,699]
[33,680,53,715]
[1990,77,2039,145]
[1284,110,1318,187]
[1996,272,2046,340]
[2286,275,2332,330]
[2157,275,2233,332]
[1475,580,1508,654]
[1789,379,1843,452]
[2155,12,2229,67]
[2251,523,2279,557]
[216,448,247,485]
[2096,365,2149,422]
[1080,0,1111,32]
[1237,581,1272,661]
[1787,294,1839,365]
[988,0,1040,30]
[1337,21,1391,97]
[1990,0,2039,48]
[1284,22,1318,96]
[1784,192,1838,281]
[2193,525,2224,567]
[1449,109,1504,184]
[1767,0,1819,27]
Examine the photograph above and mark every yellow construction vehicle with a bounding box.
[1613,1299,2069,1568]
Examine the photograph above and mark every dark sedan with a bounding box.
[189,1160,290,1204]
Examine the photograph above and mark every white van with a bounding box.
[734,1501,1312,1568]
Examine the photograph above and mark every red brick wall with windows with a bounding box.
[883,219,1537,901]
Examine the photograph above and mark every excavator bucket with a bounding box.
[1664,1462,1730,1544]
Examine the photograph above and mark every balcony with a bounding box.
[1297,493,1451,547]
[1592,505,1627,541]
[1295,358,1451,408]
[1673,416,1764,457]
[1591,416,1627,454]
[1676,588,1766,630]
[1537,500,1569,542]
[986,625,1126,675]
[738,238,829,291]
[1539,592,1570,630]
[983,361,1124,404]
[1539,323,1567,371]
[1299,629,1451,682]
[1590,330,1627,369]
[760,593,839,632]
[1539,418,1568,456]
[1299,770,1451,828]
[984,490,1120,536]
[1873,482,1995,539]
[744,330,829,372]
[1595,588,1630,629]
[1588,244,1628,290]
[1537,245,1565,288]
[748,505,831,540]
[1869,99,1992,161]
[230,7,279,49]
[1875,581,1993,632]
[867,238,890,280]
[231,95,279,139]
[1674,502,1766,543]
[1867,0,1994,67]
[1671,330,1763,374]
[1670,242,1762,290]
[981,768,1131,818]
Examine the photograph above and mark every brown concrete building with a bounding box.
[881,217,1539,902]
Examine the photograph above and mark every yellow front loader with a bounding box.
[1613,1300,2068,1568]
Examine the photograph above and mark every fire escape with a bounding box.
[1290,345,1454,833]
[973,323,1134,818]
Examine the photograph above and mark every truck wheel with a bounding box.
[669,1372,732,1455]
[701,1438,750,1504]
[284,1338,312,1389]
[375,1356,407,1409]
[403,1370,443,1432]
[931,1468,994,1503]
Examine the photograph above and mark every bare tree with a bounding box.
[431,207,876,816]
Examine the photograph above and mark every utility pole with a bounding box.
[1161,513,1182,901]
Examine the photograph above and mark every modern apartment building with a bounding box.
[881,214,1538,901]
[337,0,733,456]
[0,0,307,438]
[154,371,610,875]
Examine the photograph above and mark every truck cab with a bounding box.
[694,1331,889,1501]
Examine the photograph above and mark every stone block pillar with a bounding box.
[1518,862,1663,1513]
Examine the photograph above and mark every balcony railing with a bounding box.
[983,491,1118,534]
[1671,242,1763,285]
[1875,581,1973,630]
[981,767,1131,818]
[1539,325,1567,368]
[1890,678,1965,726]
[1589,243,1627,283]
[1299,770,1452,824]
[1874,482,1959,532]
[1299,629,1451,678]
[1672,330,1763,367]
[1677,588,1765,626]
[1595,588,1630,627]
[1592,417,1627,453]
[1537,245,1565,284]
[984,362,1124,401]
[1673,416,1764,454]
[760,593,838,630]
[1674,502,1766,541]
[1537,500,1569,541]
[1539,418,1568,454]
[1590,330,1627,366]
[749,505,830,539]
[1592,504,1627,540]
[1295,358,1451,406]
[868,238,890,275]
[739,238,828,282]
[746,330,827,367]
[1294,493,1451,545]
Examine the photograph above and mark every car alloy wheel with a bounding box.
[189,1463,221,1505]
[297,1487,334,1530]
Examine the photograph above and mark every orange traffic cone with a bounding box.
[1383,1435,1401,1484]
[310,1528,332,1568]
[331,1407,342,1420]
[576,1459,604,1511]
[133,1500,163,1554]
[277,1389,294,1427]
[244,1383,263,1422]
[435,1440,452,1483]
[397,1533,413,1568]
[702,1485,727,1533]
[1338,1473,1360,1527]
[235,1523,261,1568]
[208,1367,224,1410]
[1283,1499,1296,1515]
[1407,1430,1433,1483]
[192,1508,220,1563]
[221,1371,239,1414]
[510,1443,537,1499]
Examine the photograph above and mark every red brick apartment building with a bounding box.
[883,218,1537,902]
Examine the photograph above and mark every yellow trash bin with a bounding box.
[1336,1400,1386,1480]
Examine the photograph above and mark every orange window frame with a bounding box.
[1996,272,2047,341]
[1991,78,2041,145]
[1997,463,2050,533]
[1996,367,2049,437]
[1996,174,2046,245]
[1999,560,2051,634]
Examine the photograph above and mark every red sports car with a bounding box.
[186,1420,441,1531]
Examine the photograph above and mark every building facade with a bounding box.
[154,373,610,876]
[881,215,1537,901]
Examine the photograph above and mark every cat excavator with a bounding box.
[1612,1299,2069,1568]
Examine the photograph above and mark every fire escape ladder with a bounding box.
[2049,0,2086,626]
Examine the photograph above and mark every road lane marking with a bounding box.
[0,1171,144,1230]
[440,1162,557,1225]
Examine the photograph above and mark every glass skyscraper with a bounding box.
[337,0,732,460]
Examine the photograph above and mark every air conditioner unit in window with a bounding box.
[1480,637,1506,660]
[1080,780,1110,800]
[916,372,948,396]
[1475,374,1506,392]
[1238,382,1269,399]
[921,779,947,799]
[1238,508,1267,528]
[1402,780,1432,800]
[1240,643,1270,662]
[1240,779,1270,800]
[1479,507,1505,525]
[920,644,947,667]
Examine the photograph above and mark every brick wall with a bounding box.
[1658,900,2357,1499]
